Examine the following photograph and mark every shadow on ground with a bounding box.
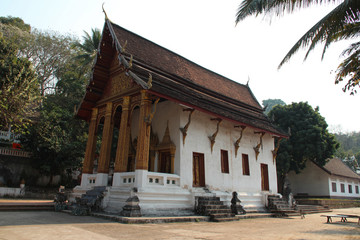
[0,211,112,227]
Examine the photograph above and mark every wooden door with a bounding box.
[193,152,205,187]
[261,164,269,191]
[159,151,171,173]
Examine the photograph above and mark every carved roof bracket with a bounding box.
[272,136,283,164]
[180,108,195,145]
[253,132,265,161]
[234,125,246,157]
[209,118,222,153]
[144,98,160,126]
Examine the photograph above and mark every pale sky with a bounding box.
[1,0,359,133]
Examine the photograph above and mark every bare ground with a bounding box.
[0,207,359,240]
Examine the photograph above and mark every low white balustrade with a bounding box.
[119,172,136,187]
[147,172,180,187]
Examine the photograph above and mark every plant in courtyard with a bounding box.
[236,0,360,94]
[21,59,88,186]
[268,102,339,190]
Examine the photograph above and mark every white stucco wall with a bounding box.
[175,103,277,194]
[287,161,330,196]
[129,100,278,195]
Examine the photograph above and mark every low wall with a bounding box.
[0,187,24,197]
[296,198,360,209]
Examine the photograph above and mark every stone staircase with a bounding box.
[71,186,107,215]
[196,196,237,222]
[267,195,300,217]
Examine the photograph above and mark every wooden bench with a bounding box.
[321,214,360,224]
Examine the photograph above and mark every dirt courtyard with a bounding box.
[0,208,359,240]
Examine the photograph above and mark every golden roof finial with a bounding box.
[102,3,109,21]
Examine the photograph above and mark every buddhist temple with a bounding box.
[72,17,287,215]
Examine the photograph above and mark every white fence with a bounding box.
[0,148,31,158]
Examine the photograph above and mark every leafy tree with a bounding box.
[236,0,360,94]
[334,131,360,171]
[21,60,88,186]
[72,28,101,74]
[0,33,40,133]
[21,30,75,96]
[269,102,339,190]
[262,99,286,115]
[0,18,75,96]
[0,16,30,32]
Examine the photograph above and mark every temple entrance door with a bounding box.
[261,164,269,191]
[193,152,205,187]
[158,151,171,173]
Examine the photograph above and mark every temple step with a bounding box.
[196,196,237,222]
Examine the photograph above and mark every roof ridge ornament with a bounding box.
[102,3,109,21]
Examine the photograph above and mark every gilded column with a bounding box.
[114,96,131,172]
[135,90,152,170]
[82,108,98,174]
[97,102,114,173]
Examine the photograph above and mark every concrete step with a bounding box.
[0,202,54,211]
[205,208,233,214]
[198,200,223,205]
[197,196,220,201]
[212,217,238,222]
[203,205,228,210]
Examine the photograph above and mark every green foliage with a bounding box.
[269,102,339,178]
[262,99,286,115]
[235,0,360,94]
[0,34,40,133]
[21,60,88,184]
[0,16,92,185]
[72,28,101,75]
[0,16,30,32]
[334,131,360,171]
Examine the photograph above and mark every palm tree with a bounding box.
[236,0,360,94]
[73,28,101,72]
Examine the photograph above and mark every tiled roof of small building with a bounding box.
[323,158,360,180]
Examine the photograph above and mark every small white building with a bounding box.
[73,18,287,215]
[288,158,360,199]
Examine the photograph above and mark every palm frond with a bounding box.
[236,0,334,24]
[278,0,360,68]
[335,41,360,94]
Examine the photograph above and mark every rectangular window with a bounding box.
[356,186,359,194]
[331,182,337,192]
[220,150,229,173]
[349,185,353,194]
[340,183,345,193]
[242,154,250,176]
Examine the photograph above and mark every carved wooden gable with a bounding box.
[101,56,137,100]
